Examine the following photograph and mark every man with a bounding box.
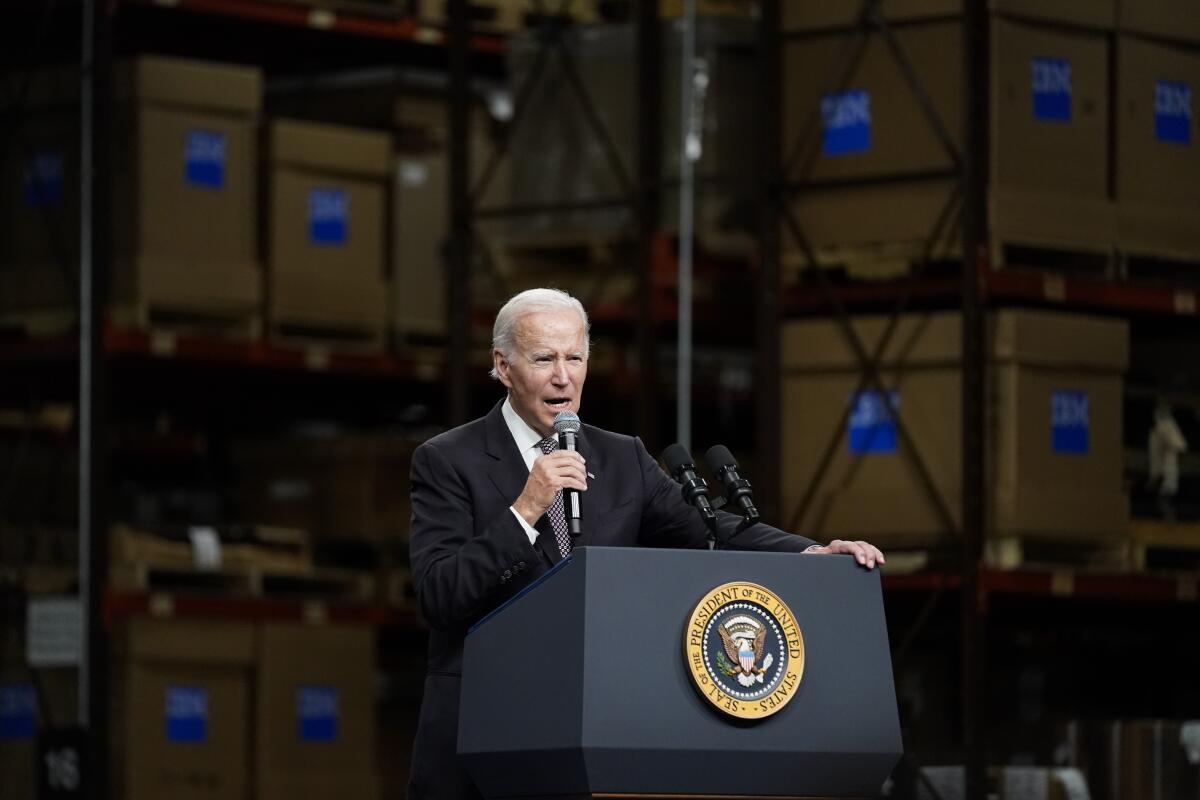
[408,288,884,800]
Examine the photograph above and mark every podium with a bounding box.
[459,546,902,799]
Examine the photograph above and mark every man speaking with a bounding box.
[407,288,885,800]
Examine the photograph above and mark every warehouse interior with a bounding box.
[2,0,1200,798]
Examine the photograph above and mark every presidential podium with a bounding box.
[459,546,902,799]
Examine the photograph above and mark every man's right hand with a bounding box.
[512,450,588,527]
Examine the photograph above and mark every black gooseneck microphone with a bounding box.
[705,444,760,523]
[662,443,720,548]
[553,411,583,536]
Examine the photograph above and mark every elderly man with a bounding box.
[407,288,884,800]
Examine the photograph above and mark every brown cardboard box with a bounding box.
[780,309,1129,541]
[111,56,262,318]
[255,624,377,800]
[783,21,963,183]
[782,0,1113,31]
[267,119,391,338]
[1115,35,1200,255]
[1120,0,1200,45]
[111,618,254,800]
[393,154,447,338]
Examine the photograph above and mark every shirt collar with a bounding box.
[502,396,546,453]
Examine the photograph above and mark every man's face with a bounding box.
[494,309,588,438]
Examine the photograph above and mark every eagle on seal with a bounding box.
[719,623,767,677]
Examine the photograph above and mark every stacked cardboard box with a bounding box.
[781,1,1117,257]
[267,119,391,346]
[780,309,1129,542]
[0,56,262,325]
[256,624,378,800]
[1115,1,1200,257]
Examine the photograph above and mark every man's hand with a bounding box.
[806,539,886,570]
[512,450,588,527]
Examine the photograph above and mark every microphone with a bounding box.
[705,445,760,522]
[661,444,717,522]
[553,411,583,536]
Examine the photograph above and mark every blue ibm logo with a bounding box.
[1031,58,1072,122]
[821,89,871,156]
[297,685,339,743]
[23,151,63,208]
[308,188,349,245]
[184,129,227,189]
[1051,390,1089,455]
[165,685,208,743]
[1156,80,1192,145]
[0,683,36,740]
[848,390,899,454]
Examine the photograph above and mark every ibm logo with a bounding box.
[820,89,871,156]
[847,390,899,454]
[23,152,63,207]
[308,188,349,245]
[0,683,36,740]
[297,686,339,742]
[165,685,208,743]
[1051,390,1089,455]
[1031,58,1072,122]
[184,129,226,188]
[1155,80,1192,145]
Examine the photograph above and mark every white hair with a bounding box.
[489,288,590,379]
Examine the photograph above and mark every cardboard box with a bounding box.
[256,624,377,800]
[783,21,963,183]
[780,309,1129,541]
[1120,0,1200,45]
[782,0,1113,31]
[267,119,391,337]
[1115,35,1200,255]
[393,154,447,338]
[111,618,254,800]
[111,56,262,317]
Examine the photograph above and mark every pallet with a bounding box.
[109,561,375,601]
[992,237,1116,279]
[781,239,958,285]
[110,524,313,574]
[415,0,599,33]
[1119,250,1200,290]
[869,533,1131,574]
[0,308,78,338]
[111,302,261,342]
[1129,520,1200,572]
[267,317,387,355]
[482,232,638,307]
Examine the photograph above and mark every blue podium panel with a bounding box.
[460,547,901,799]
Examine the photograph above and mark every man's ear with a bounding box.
[493,349,512,387]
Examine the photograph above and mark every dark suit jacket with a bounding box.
[407,400,818,800]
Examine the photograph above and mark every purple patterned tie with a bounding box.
[537,436,572,558]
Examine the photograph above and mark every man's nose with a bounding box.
[551,360,569,384]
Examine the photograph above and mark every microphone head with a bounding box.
[704,444,738,477]
[553,410,581,434]
[661,443,695,477]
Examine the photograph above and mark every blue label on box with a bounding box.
[184,129,226,189]
[821,89,871,156]
[165,685,208,744]
[0,683,36,740]
[848,390,899,454]
[1051,390,1089,454]
[297,685,338,743]
[1032,57,1072,122]
[1155,80,1192,144]
[308,188,349,245]
[23,151,63,208]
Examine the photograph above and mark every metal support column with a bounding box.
[447,0,472,426]
[80,1,112,796]
[757,0,782,518]
[961,1,989,797]
[636,0,661,446]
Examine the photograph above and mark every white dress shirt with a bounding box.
[502,396,549,545]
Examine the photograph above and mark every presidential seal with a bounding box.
[684,581,805,721]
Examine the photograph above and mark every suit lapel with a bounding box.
[483,400,560,566]
[574,426,605,546]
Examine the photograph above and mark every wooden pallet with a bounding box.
[109,561,375,601]
[110,524,313,574]
[1129,520,1200,572]
[781,239,958,285]
[415,0,599,33]
[992,236,1116,279]
[267,316,387,355]
[111,301,261,342]
[1119,250,1200,290]
[0,308,78,338]
[868,533,1131,573]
